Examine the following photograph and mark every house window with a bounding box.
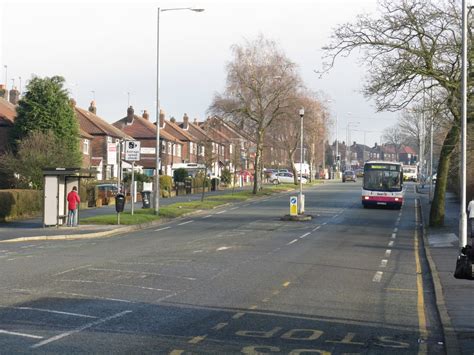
[168,142,172,154]
[107,136,112,143]
[200,146,205,156]
[177,145,182,157]
[83,139,89,155]
[230,144,233,154]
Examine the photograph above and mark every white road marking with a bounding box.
[0,306,97,319]
[385,249,392,257]
[393,228,398,233]
[212,322,228,330]
[53,264,92,276]
[188,335,207,344]
[229,207,239,210]
[87,267,197,281]
[372,271,383,282]
[391,233,397,239]
[216,210,227,214]
[202,215,212,219]
[322,222,327,226]
[177,220,193,226]
[299,232,311,239]
[287,239,298,245]
[388,241,394,247]
[57,291,134,304]
[312,226,321,232]
[216,246,231,251]
[232,312,245,319]
[193,250,203,253]
[331,215,337,219]
[31,310,132,348]
[380,259,388,268]
[0,329,43,339]
[155,226,171,232]
[59,279,171,292]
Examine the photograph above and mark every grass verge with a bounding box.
[81,184,297,225]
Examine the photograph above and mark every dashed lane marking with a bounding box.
[169,350,184,355]
[385,249,392,257]
[212,323,228,330]
[57,291,135,304]
[249,305,258,310]
[177,220,193,226]
[372,271,383,282]
[155,226,171,232]
[31,310,132,348]
[282,281,291,287]
[272,290,280,295]
[287,239,298,245]
[388,241,394,247]
[299,232,311,239]
[53,265,92,276]
[58,279,171,292]
[87,267,197,281]
[232,312,245,319]
[0,330,43,339]
[380,259,388,268]
[312,226,321,232]
[393,228,398,233]
[202,215,212,219]
[229,207,239,210]
[216,210,227,215]
[391,233,397,239]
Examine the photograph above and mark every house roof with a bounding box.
[79,128,94,139]
[400,145,417,154]
[114,114,181,142]
[0,97,16,126]
[200,123,231,144]
[164,119,196,142]
[180,121,212,142]
[75,107,131,139]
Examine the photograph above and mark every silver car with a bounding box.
[270,172,308,184]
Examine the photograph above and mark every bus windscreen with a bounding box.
[363,164,402,192]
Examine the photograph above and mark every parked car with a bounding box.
[342,170,357,182]
[96,184,119,205]
[271,172,307,185]
[355,169,364,178]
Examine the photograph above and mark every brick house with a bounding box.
[163,113,199,165]
[74,100,132,180]
[113,106,183,177]
[0,96,16,154]
[176,114,213,166]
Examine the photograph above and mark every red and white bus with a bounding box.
[362,161,404,209]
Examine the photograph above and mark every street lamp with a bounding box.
[154,7,204,215]
[299,107,305,214]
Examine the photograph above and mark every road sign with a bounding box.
[290,196,298,216]
[125,141,141,161]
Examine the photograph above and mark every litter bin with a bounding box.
[140,191,151,208]
[116,194,126,213]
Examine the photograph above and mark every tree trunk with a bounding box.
[429,123,460,226]
[252,129,264,194]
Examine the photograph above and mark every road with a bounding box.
[0,181,445,354]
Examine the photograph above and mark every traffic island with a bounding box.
[281,214,312,222]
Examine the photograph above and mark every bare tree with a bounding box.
[322,0,467,226]
[209,35,302,194]
[382,125,407,160]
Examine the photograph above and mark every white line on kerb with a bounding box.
[155,226,171,232]
[388,241,394,247]
[0,329,43,339]
[385,249,392,257]
[216,210,227,214]
[380,259,388,268]
[202,215,212,219]
[229,207,239,210]
[31,310,132,348]
[177,220,193,226]
[299,232,311,239]
[287,239,298,245]
[372,271,383,282]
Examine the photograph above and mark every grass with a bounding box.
[81,183,299,225]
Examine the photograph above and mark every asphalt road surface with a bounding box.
[0,181,445,354]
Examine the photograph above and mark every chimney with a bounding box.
[159,109,165,128]
[353,141,356,146]
[88,100,97,114]
[142,110,149,120]
[374,142,378,147]
[9,87,19,105]
[194,118,198,124]
[0,84,7,100]
[170,116,176,123]
[69,98,77,108]
[126,106,134,124]
[183,113,189,129]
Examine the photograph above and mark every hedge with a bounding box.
[0,189,42,221]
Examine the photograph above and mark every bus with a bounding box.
[402,164,417,181]
[362,161,404,209]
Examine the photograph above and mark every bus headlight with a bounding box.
[364,196,369,200]
[395,198,399,201]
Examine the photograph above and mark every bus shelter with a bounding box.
[42,168,97,227]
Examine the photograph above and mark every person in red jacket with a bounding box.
[67,186,81,227]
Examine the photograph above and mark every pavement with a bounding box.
[0,186,254,242]
[417,184,474,355]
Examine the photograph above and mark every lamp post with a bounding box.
[459,0,468,252]
[154,7,204,215]
[346,121,359,170]
[299,107,305,214]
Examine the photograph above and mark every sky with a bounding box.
[1,0,399,147]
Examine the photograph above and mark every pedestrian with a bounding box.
[67,186,81,227]
[468,197,474,238]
